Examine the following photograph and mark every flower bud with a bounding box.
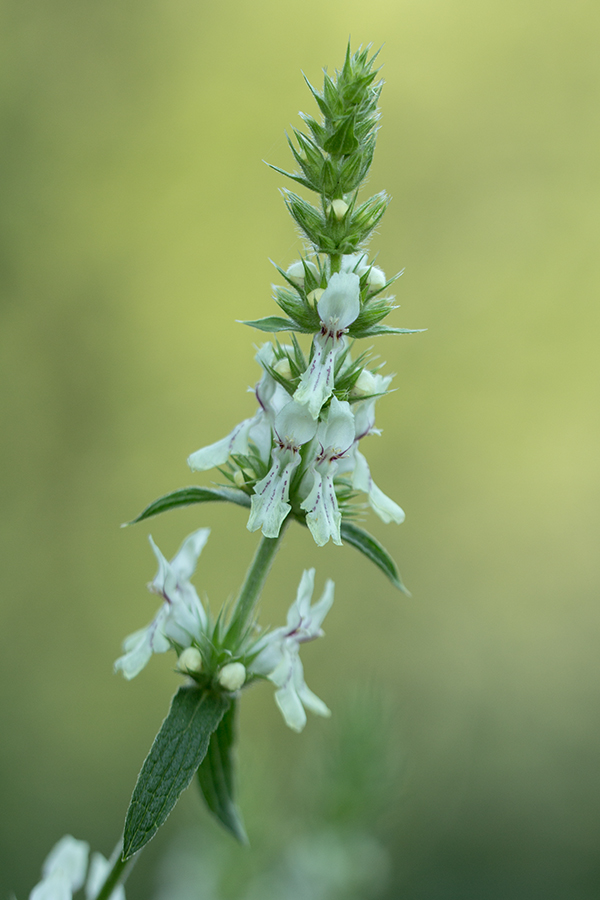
[286,259,318,286]
[330,199,349,220]
[177,647,203,673]
[273,357,292,379]
[286,260,305,284]
[351,368,377,398]
[218,661,246,691]
[367,266,386,291]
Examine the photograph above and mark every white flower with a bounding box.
[114,529,210,680]
[293,272,360,419]
[251,569,334,732]
[29,835,89,900]
[300,398,355,546]
[247,401,317,538]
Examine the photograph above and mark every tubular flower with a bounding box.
[300,398,355,546]
[247,401,317,538]
[251,569,334,732]
[114,529,210,679]
[293,272,360,419]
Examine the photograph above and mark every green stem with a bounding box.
[330,252,342,274]
[94,840,136,900]
[226,523,288,648]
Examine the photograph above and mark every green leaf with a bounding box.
[197,699,248,844]
[240,315,310,334]
[123,687,230,859]
[340,521,409,594]
[125,486,251,525]
[349,325,426,338]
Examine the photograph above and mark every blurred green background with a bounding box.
[1,0,599,896]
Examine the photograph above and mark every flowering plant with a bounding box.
[20,44,420,899]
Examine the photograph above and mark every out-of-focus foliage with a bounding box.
[153,689,397,900]
[1,0,599,898]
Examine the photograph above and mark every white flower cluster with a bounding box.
[114,535,332,732]
[188,260,404,547]
[27,835,124,900]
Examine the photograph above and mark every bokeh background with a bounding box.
[1,0,599,897]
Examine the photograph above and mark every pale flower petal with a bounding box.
[301,472,342,546]
[250,571,333,732]
[274,681,307,733]
[352,450,405,524]
[316,272,360,331]
[247,454,296,538]
[300,399,354,546]
[367,482,405,525]
[115,531,209,679]
[167,528,211,584]
[294,273,361,419]
[248,402,317,538]
[187,415,258,472]
[292,334,338,419]
[30,871,72,900]
[30,836,90,900]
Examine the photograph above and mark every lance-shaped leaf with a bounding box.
[340,521,410,594]
[240,316,312,334]
[125,486,251,526]
[197,699,248,844]
[123,687,229,859]
[349,325,426,339]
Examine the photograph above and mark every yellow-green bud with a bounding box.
[273,357,292,379]
[177,647,203,673]
[331,199,349,220]
[218,662,246,691]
